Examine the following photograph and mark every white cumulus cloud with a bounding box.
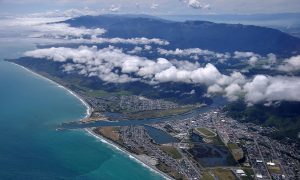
[23,46,243,87]
[278,55,300,72]
[30,23,106,39]
[157,47,230,62]
[183,0,211,10]
[109,5,121,12]
[24,46,300,105]
[243,75,300,104]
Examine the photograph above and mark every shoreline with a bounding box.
[10,62,92,119]
[86,128,172,180]
[10,61,171,180]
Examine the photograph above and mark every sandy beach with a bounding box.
[86,128,172,180]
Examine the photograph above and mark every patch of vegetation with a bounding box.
[85,89,131,97]
[213,168,237,180]
[164,124,180,133]
[93,127,120,142]
[268,166,281,174]
[196,128,216,137]
[202,171,214,180]
[224,100,300,143]
[227,143,239,149]
[211,135,225,146]
[241,167,255,180]
[193,128,224,146]
[227,143,244,161]
[126,106,196,120]
[156,161,186,180]
[203,133,225,146]
[159,145,182,159]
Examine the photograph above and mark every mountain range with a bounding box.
[65,14,300,56]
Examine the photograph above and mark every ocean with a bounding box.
[0,38,164,179]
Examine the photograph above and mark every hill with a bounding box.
[224,101,300,143]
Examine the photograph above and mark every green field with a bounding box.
[159,145,182,159]
[228,143,239,149]
[268,166,281,174]
[202,171,215,180]
[126,106,195,120]
[241,168,255,180]
[213,168,236,180]
[227,143,244,161]
[196,128,217,137]
[85,89,131,97]
[194,128,224,146]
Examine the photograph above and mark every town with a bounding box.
[82,94,180,113]
[89,96,300,180]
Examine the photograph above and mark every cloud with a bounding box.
[208,74,300,104]
[170,59,200,71]
[207,84,223,93]
[243,75,300,104]
[24,46,300,104]
[109,5,121,12]
[30,23,106,39]
[144,45,152,50]
[27,7,103,18]
[248,56,258,66]
[233,51,262,66]
[127,46,143,54]
[233,51,279,67]
[150,3,159,10]
[157,47,230,62]
[267,53,277,64]
[278,55,300,72]
[24,46,171,83]
[158,48,216,56]
[158,48,278,66]
[183,0,210,10]
[1,0,300,15]
[70,36,169,45]
[154,66,191,83]
[1,15,169,46]
[233,51,259,59]
[17,18,168,45]
[135,3,141,10]
[23,46,242,86]
[224,83,242,101]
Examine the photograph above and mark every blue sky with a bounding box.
[1,0,300,15]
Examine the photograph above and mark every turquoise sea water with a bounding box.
[0,38,163,179]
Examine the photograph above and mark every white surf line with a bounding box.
[86,129,172,180]
[10,62,91,119]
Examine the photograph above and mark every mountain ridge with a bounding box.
[65,14,300,56]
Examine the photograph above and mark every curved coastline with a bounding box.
[10,62,92,119]
[86,129,172,180]
[10,62,171,180]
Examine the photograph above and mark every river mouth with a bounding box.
[60,96,227,130]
